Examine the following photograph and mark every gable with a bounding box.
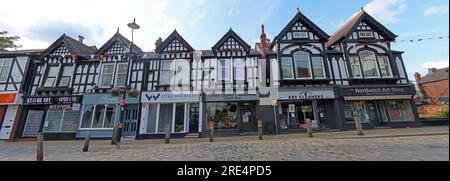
[219,37,246,51]
[104,41,126,55]
[212,29,251,52]
[156,31,194,54]
[163,39,189,52]
[347,20,387,40]
[49,42,70,57]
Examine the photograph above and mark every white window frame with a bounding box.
[115,63,128,87]
[293,31,309,39]
[43,66,60,88]
[349,56,363,78]
[293,51,313,79]
[377,56,393,78]
[99,64,115,88]
[58,65,74,87]
[0,58,13,83]
[358,31,374,38]
[217,58,231,81]
[159,60,173,85]
[78,104,116,130]
[281,57,294,80]
[311,57,326,79]
[359,50,381,78]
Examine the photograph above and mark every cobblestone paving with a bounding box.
[0,134,448,161]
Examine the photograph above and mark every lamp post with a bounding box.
[115,18,140,149]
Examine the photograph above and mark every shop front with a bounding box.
[204,94,259,136]
[0,93,24,141]
[277,87,340,132]
[340,85,420,129]
[76,94,139,139]
[139,91,202,139]
[20,96,82,140]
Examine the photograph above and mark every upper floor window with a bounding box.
[349,57,362,78]
[377,56,393,77]
[0,58,13,82]
[218,59,231,81]
[311,57,325,78]
[358,31,374,38]
[293,32,309,39]
[160,60,173,85]
[293,51,311,78]
[100,64,115,88]
[44,66,60,87]
[115,63,128,87]
[281,57,294,79]
[58,65,73,87]
[360,50,379,78]
[234,58,245,81]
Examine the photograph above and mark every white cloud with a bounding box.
[424,6,449,16]
[421,60,450,69]
[361,0,407,24]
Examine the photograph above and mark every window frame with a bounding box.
[159,60,173,86]
[58,65,74,88]
[233,58,246,81]
[99,63,115,88]
[43,65,61,88]
[217,58,231,81]
[377,56,393,78]
[293,51,313,79]
[358,31,374,38]
[79,104,117,130]
[359,50,380,78]
[292,31,309,39]
[280,57,294,80]
[349,56,363,78]
[115,63,129,87]
[0,58,13,83]
[311,57,326,79]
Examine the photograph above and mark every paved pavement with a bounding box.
[0,126,448,161]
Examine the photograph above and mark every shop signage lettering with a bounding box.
[341,86,414,96]
[142,92,201,103]
[279,90,336,100]
[25,96,80,105]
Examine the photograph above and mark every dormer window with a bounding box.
[293,31,309,39]
[58,66,73,87]
[358,31,374,38]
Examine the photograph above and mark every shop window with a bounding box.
[281,57,294,79]
[43,108,79,133]
[58,65,74,87]
[92,105,106,128]
[207,103,238,129]
[115,63,128,87]
[146,104,158,133]
[293,51,311,78]
[175,103,185,133]
[0,58,12,82]
[387,100,414,122]
[349,56,362,78]
[360,50,379,78]
[104,105,116,128]
[158,104,173,133]
[81,105,94,128]
[312,57,325,78]
[81,104,117,129]
[44,66,60,87]
[343,101,372,123]
[100,64,115,88]
[377,56,392,77]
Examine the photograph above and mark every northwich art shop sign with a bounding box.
[341,86,415,96]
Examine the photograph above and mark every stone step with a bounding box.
[185,133,200,138]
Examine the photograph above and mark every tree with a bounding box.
[0,31,22,50]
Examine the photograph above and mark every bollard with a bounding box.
[115,122,123,149]
[165,126,170,144]
[306,119,314,138]
[111,127,117,145]
[209,121,214,143]
[355,116,364,136]
[36,133,44,161]
[82,131,91,152]
[258,120,263,140]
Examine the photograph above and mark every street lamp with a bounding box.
[115,18,140,149]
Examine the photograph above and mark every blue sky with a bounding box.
[0,0,448,80]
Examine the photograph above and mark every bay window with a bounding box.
[360,50,379,77]
[350,57,362,78]
[312,57,325,78]
[281,57,294,79]
[377,56,392,77]
[293,51,311,78]
[0,58,12,82]
[115,63,128,86]
[80,104,117,129]
[100,64,114,87]
[44,66,60,87]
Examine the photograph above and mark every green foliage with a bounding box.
[0,31,22,50]
[441,110,449,118]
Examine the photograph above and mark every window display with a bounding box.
[207,103,238,129]
[387,100,414,122]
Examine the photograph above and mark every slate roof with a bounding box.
[418,67,449,84]
[327,9,397,47]
[0,49,44,56]
[40,34,96,59]
[96,31,144,55]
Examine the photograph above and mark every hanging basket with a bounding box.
[128,89,140,98]
[111,87,125,97]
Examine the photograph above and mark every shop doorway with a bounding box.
[122,106,139,138]
[0,106,18,140]
[281,101,314,129]
[189,104,200,133]
[239,102,257,133]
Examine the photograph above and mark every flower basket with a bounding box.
[111,87,125,97]
[128,89,140,98]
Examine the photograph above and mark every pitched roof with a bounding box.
[96,31,144,55]
[155,30,194,53]
[212,28,251,51]
[270,10,330,47]
[418,67,449,84]
[327,9,397,47]
[40,34,96,59]
[0,49,44,56]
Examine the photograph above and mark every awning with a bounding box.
[344,95,412,101]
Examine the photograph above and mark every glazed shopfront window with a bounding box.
[207,103,238,129]
[343,101,375,123]
[80,104,116,129]
[145,103,188,134]
[386,100,414,122]
[43,107,79,133]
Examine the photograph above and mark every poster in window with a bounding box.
[289,104,296,113]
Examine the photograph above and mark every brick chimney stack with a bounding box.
[428,68,438,75]
[414,72,422,82]
[78,35,85,43]
[260,24,267,49]
[155,37,163,50]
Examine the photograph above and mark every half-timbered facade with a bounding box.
[76,31,143,139]
[18,34,96,140]
[0,49,42,141]
[326,9,420,129]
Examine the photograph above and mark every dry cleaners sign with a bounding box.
[142,91,201,103]
[279,89,336,100]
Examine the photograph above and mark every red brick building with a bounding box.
[415,67,449,117]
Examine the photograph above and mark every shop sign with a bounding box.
[205,94,259,102]
[82,94,139,105]
[279,89,336,100]
[49,104,72,110]
[341,86,414,96]
[24,96,81,105]
[0,93,17,104]
[142,91,201,103]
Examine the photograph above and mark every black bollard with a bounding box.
[82,131,91,152]
[258,120,263,140]
[209,122,214,143]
